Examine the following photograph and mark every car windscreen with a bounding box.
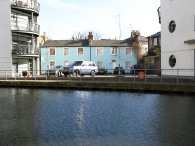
[53,66,62,69]
[72,61,83,66]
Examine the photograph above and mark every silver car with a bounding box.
[45,65,63,76]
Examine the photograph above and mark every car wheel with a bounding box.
[90,70,95,76]
[74,70,79,77]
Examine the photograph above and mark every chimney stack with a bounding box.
[88,32,93,45]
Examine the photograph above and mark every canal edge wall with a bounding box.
[0,80,195,93]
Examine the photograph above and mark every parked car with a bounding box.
[113,67,125,75]
[97,67,107,75]
[45,65,63,76]
[130,64,144,75]
[61,61,98,76]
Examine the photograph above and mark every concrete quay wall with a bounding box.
[0,80,195,94]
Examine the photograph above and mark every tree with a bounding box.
[71,31,102,40]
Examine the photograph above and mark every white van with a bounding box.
[62,61,98,76]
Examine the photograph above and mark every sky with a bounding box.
[39,0,160,40]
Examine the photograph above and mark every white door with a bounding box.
[112,60,117,69]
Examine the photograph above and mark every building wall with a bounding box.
[161,0,195,76]
[40,46,137,74]
[0,0,12,75]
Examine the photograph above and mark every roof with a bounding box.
[147,32,161,38]
[184,39,195,44]
[42,36,147,48]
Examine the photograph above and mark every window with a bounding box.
[78,47,84,55]
[169,55,176,67]
[125,61,131,69]
[50,48,56,55]
[49,61,55,69]
[169,20,176,33]
[154,38,157,46]
[64,61,70,66]
[97,47,103,55]
[126,48,132,55]
[64,48,69,55]
[97,62,103,68]
[194,15,195,31]
[111,47,118,55]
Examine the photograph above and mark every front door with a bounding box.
[112,60,117,69]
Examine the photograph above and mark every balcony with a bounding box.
[11,0,40,14]
[12,21,40,35]
[12,44,39,57]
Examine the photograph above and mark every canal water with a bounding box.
[0,88,195,146]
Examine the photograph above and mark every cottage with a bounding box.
[40,32,147,74]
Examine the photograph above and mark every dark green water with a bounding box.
[0,88,195,146]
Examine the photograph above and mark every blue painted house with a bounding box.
[40,32,147,74]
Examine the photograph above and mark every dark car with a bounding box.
[61,65,73,76]
[45,65,63,76]
[130,64,144,75]
[98,67,107,75]
[113,67,125,75]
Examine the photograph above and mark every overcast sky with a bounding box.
[39,0,160,40]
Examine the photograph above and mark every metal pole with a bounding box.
[177,69,179,85]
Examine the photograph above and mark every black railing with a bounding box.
[11,0,40,13]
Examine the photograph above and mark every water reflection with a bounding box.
[0,88,195,146]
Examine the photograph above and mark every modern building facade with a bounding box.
[40,32,147,74]
[0,0,40,77]
[160,0,195,76]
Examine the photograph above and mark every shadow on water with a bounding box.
[0,88,195,146]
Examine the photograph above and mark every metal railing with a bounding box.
[0,69,194,86]
[11,0,40,13]
[12,44,39,56]
[11,20,40,34]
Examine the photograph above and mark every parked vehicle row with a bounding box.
[45,61,145,77]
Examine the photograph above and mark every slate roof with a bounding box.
[42,36,147,48]
[147,32,161,38]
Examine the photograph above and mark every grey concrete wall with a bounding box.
[0,0,12,73]
[0,80,195,94]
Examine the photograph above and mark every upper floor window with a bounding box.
[111,47,118,55]
[64,48,69,55]
[154,38,157,46]
[97,47,103,55]
[169,20,176,33]
[126,47,132,55]
[49,48,56,56]
[78,47,84,55]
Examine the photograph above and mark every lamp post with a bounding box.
[157,7,161,24]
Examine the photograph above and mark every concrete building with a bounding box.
[160,0,195,76]
[0,0,40,77]
[40,32,147,74]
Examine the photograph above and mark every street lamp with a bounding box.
[157,7,161,24]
